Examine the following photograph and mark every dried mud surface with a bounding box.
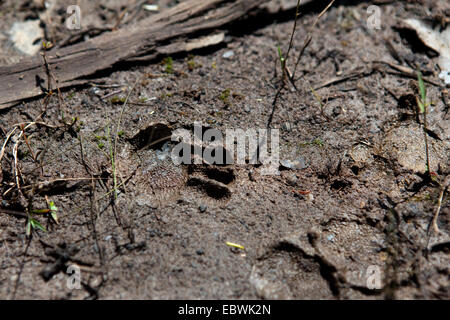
[0,0,449,299]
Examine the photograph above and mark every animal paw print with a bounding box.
[186,165,235,200]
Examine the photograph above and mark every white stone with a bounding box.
[8,20,44,56]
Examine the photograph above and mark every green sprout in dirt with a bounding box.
[219,88,231,106]
[416,69,429,114]
[312,138,324,147]
[160,92,173,100]
[163,56,174,74]
[187,60,196,71]
[95,134,107,149]
[187,55,201,71]
[417,70,448,244]
[415,68,431,178]
[67,92,76,100]
[26,201,58,237]
[110,96,127,104]
[26,216,46,237]
[299,138,324,148]
[48,201,58,223]
[277,45,287,82]
[42,40,53,50]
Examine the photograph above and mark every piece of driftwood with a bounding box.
[0,0,313,108]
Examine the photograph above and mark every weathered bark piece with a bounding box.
[0,0,314,108]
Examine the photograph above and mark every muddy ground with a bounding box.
[0,0,449,299]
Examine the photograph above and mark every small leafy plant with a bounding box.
[26,216,46,237]
[219,88,231,106]
[416,69,430,114]
[163,57,174,74]
[26,200,58,237]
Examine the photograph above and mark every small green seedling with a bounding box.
[219,89,232,107]
[49,201,58,224]
[26,216,46,237]
[163,57,174,74]
[67,92,76,100]
[42,40,53,50]
[416,69,430,113]
[187,55,201,71]
[312,138,324,147]
[277,45,286,73]
[29,200,59,227]
[299,138,324,148]
[110,96,127,104]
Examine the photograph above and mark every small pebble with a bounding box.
[439,70,450,85]
[249,169,256,181]
[280,157,308,170]
[160,216,169,224]
[143,4,159,12]
[222,50,234,59]
[9,20,44,56]
[282,122,292,132]
[199,205,207,212]
[88,87,101,97]
[286,174,298,186]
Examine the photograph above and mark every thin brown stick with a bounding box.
[19,124,37,162]
[112,77,141,198]
[13,138,24,199]
[423,109,431,177]
[269,0,302,127]
[431,185,447,234]
[292,0,335,80]
[0,208,27,218]
[0,127,17,164]
[425,183,447,254]
[285,0,301,62]
[282,0,301,87]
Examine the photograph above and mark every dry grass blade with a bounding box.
[292,0,335,81]
[425,181,448,252]
[431,185,447,234]
[112,77,141,199]
[0,127,17,165]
